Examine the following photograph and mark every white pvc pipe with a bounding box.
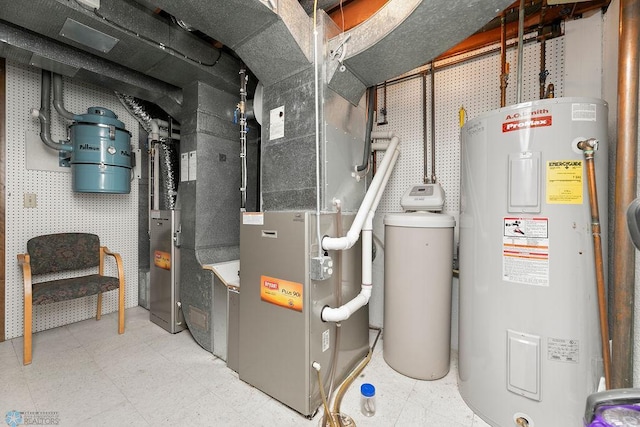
[321,147,400,323]
[371,142,390,151]
[322,135,400,251]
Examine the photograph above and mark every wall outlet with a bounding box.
[24,193,37,208]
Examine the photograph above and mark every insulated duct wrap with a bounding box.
[158,141,178,210]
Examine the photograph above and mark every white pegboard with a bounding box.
[5,60,140,339]
[375,36,565,217]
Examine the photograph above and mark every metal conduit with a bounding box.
[612,0,640,389]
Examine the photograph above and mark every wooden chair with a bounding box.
[17,233,125,365]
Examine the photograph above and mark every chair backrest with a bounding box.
[27,233,100,275]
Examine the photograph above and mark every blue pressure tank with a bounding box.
[70,107,132,194]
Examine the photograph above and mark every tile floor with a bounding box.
[0,307,490,426]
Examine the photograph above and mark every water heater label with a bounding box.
[547,337,579,363]
[546,160,583,204]
[260,275,303,312]
[502,109,552,133]
[503,218,549,286]
[571,103,597,121]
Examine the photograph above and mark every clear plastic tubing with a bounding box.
[360,383,376,417]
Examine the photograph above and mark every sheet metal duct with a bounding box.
[327,0,514,99]
[0,20,183,117]
[0,0,239,93]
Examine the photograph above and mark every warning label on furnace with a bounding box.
[548,337,579,363]
[503,218,549,286]
[547,160,583,204]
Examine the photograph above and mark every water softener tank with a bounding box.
[458,97,607,426]
[70,107,132,194]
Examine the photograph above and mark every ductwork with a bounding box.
[0,0,239,93]
[0,20,184,116]
[326,0,514,102]
[2,0,513,104]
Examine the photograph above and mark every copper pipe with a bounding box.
[516,0,526,103]
[538,1,548,99]
[612,0,640,389]
[500,12,508,107]
[579,139,611,390]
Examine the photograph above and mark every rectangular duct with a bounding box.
[59,18,119,53]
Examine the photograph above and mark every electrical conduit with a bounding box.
[321,132,400,322]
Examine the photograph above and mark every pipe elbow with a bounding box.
[320,288,371,323]
[322,236,351,251]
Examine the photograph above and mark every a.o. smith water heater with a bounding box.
[458,97,608,426]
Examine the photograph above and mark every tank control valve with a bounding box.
[310,255,333,281]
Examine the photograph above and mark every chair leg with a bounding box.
[24,297,32,365]
[96,293,102,321]
[118,284,125,334]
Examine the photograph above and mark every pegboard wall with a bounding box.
[375,35,564,217]
[5,60,140,340]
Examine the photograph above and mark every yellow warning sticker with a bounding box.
[260,275,303,312]
[546,160,583,204]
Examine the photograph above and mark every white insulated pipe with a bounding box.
[322,133,399,251]
[321,139,400,323]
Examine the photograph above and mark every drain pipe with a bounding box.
[578,138,611,390]
[30,71,72,152]
[612,0,640,389]
[321,133,400,322]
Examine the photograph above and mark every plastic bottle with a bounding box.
[360,383,376,417]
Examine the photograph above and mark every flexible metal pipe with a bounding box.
[612,0,640,389]
[578,138,611,390]
[52,73,76,121]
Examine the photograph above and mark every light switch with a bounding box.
[24,193,37,208]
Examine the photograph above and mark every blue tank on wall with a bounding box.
[70,107,132,194]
